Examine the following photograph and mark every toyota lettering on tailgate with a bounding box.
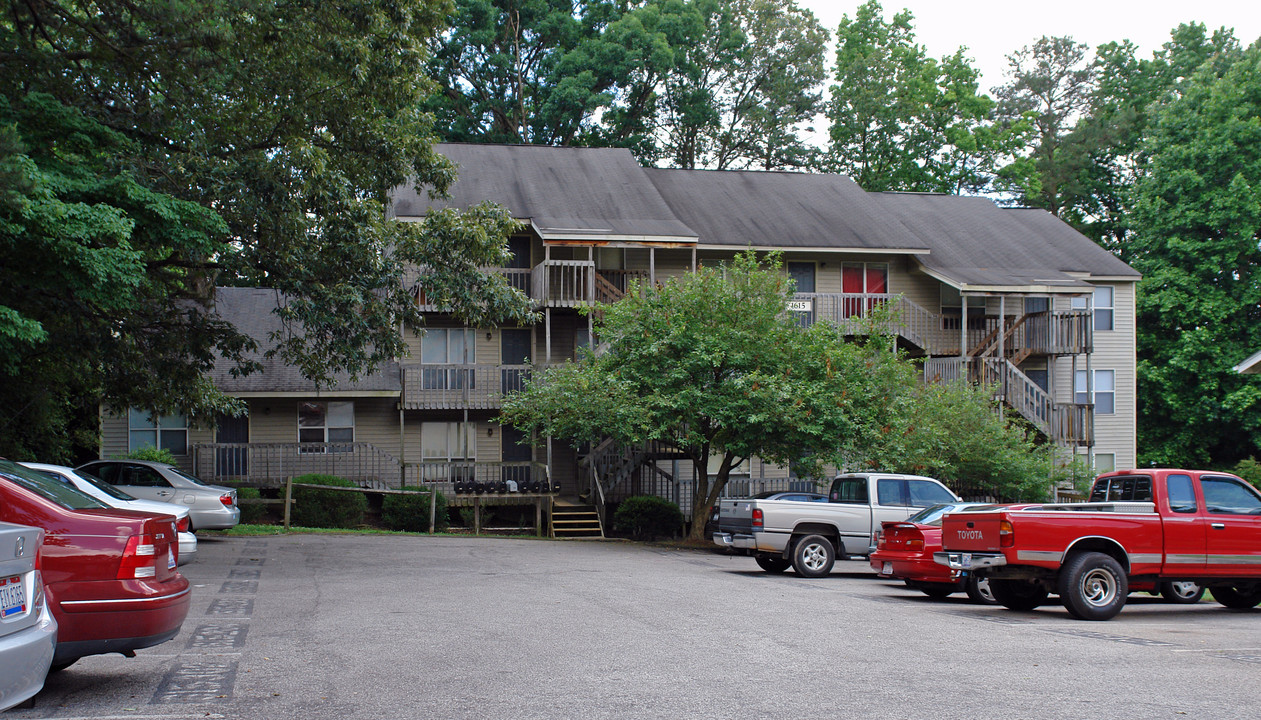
[957,530,984,540]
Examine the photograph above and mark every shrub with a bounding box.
[235,487,268,524]
[613,495,683,541]
[124,447,178,464]
[381,485,448,533]
[289,474,366,529]
[1233,458,1261,489]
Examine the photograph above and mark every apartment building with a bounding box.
[99,143,1139,519]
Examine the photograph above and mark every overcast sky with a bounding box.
[796,1,1261,93]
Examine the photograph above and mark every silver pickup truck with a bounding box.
[712,472,959,577]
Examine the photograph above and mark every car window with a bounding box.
[89,463,122,484]
[167,467,211,487]
[908,480,956,506]
[1201,476,1261,515]
[1166,474,1197,514]
[876,479,907,507]
[122,465,172,488]
[1090,475,1154,503]
[0,460,109,510]
[73,469,138,501]
[830,478,868,504]
[907,504,954,525]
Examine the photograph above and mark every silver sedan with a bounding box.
[77,460,240,531]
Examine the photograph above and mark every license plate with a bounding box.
[168,548,177,570]
[881,562,894,575]
[1,575,26,618]
[961,553,973,569]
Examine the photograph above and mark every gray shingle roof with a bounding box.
[391,143,699,242]
[642,167,929,252]
[209,287,400,395]
[867,192,1139,291]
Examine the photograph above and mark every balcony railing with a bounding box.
[192,442,404,488]
[401,363,533,410]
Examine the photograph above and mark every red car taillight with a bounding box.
[220,493,235,508]
[118,534,159,579]
[999,519,1015,548]
[874,529,885,549]
[176,516,190,533]
[752,508,764,530]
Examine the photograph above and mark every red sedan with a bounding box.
[870,502,1008,603]
[0,460,190,670]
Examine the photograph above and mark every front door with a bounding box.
[501,328,532,394]
[787,262,815,326]
[1200,474,1261,576]
[501,426,533,488]
[215,412,249,478]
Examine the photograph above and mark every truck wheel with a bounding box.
[1159,581,1205,604]
[1211,584,1261,609]
[755,556,791,574]
[790,534,835,578]
[1059,552,1128,621]
[965,574,997,605]
[988,579,1048,611]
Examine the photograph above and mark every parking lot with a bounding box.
[10,533,1261,719]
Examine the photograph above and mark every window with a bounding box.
[1024,296,1050,314]
[842,262,888,317]
[1075,369,1116,414]
[1094,453,1115,475]
[830,478,868,504]
[1071,286,1114,332]
[420,422,476,461]
[298,401,354,452]
[940,285,985,330]
[707,453,750,478]
[421,328,475,390]
[908,480,958,506]
[1201,476,1261,515]
[129,409,188,455]
[575,327,591,358]
[1089,474,1152,503]
[1166,474,1198,513]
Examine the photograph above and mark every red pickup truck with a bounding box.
[934,469,1261,620]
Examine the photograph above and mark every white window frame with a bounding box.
[1072,286,1114,332]
[298,401,355,453]
[128,409,189,455]
[1075,369,1116,415]
[1093,453,1116,474]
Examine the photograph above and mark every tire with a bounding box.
[915,582,956,600]
[1211,584,1261,609]
[1159,581,1205,604]
[755,556,791,574]
[790,534,835,578]
[965,573,997,605]
[988,578,1049,611]
[1058,552,1128,621]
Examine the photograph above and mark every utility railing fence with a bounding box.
[401,363,533,409]
[533,260,592,307]
[192,442,403,488]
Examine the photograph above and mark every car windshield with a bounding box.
[72,468,138,501]
[0,460,109,510]
[906,503,1002,527]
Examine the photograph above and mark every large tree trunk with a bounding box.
[686,453,733,541]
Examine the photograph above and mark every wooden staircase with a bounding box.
[550,501,604,539]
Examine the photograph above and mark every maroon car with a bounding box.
[870,502,1005,603]
[0,460,190,670]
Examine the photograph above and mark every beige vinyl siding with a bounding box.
[99,407,128,460]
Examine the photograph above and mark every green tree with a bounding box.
[1129,42,1261,467]
[656,0,827,170]
[0,1,535,460]
[500,251,921,540]
[826,1,1009,192]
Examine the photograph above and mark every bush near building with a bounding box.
[613,496,683,541]
[381,485,448,533]
[290,474,367,529]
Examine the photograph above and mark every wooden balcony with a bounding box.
[921,357,1093,447]
[401,363,532,410]
[413,263,649,311]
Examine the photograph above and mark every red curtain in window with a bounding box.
[842,264,863,317]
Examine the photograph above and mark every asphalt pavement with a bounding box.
[9,533,1261,719]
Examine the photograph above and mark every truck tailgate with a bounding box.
[717,499,755,535]
[940,511,1004,553]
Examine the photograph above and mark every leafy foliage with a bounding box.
[826,1,1017,192]
[1232,458,1261,489]
[0,0,534,460]
[381,485,449,533]
[234,487,269,525]
[612,495,683,540]
[123,446,180,465]
[1129,41,1261,467]
[290,474,368,529]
